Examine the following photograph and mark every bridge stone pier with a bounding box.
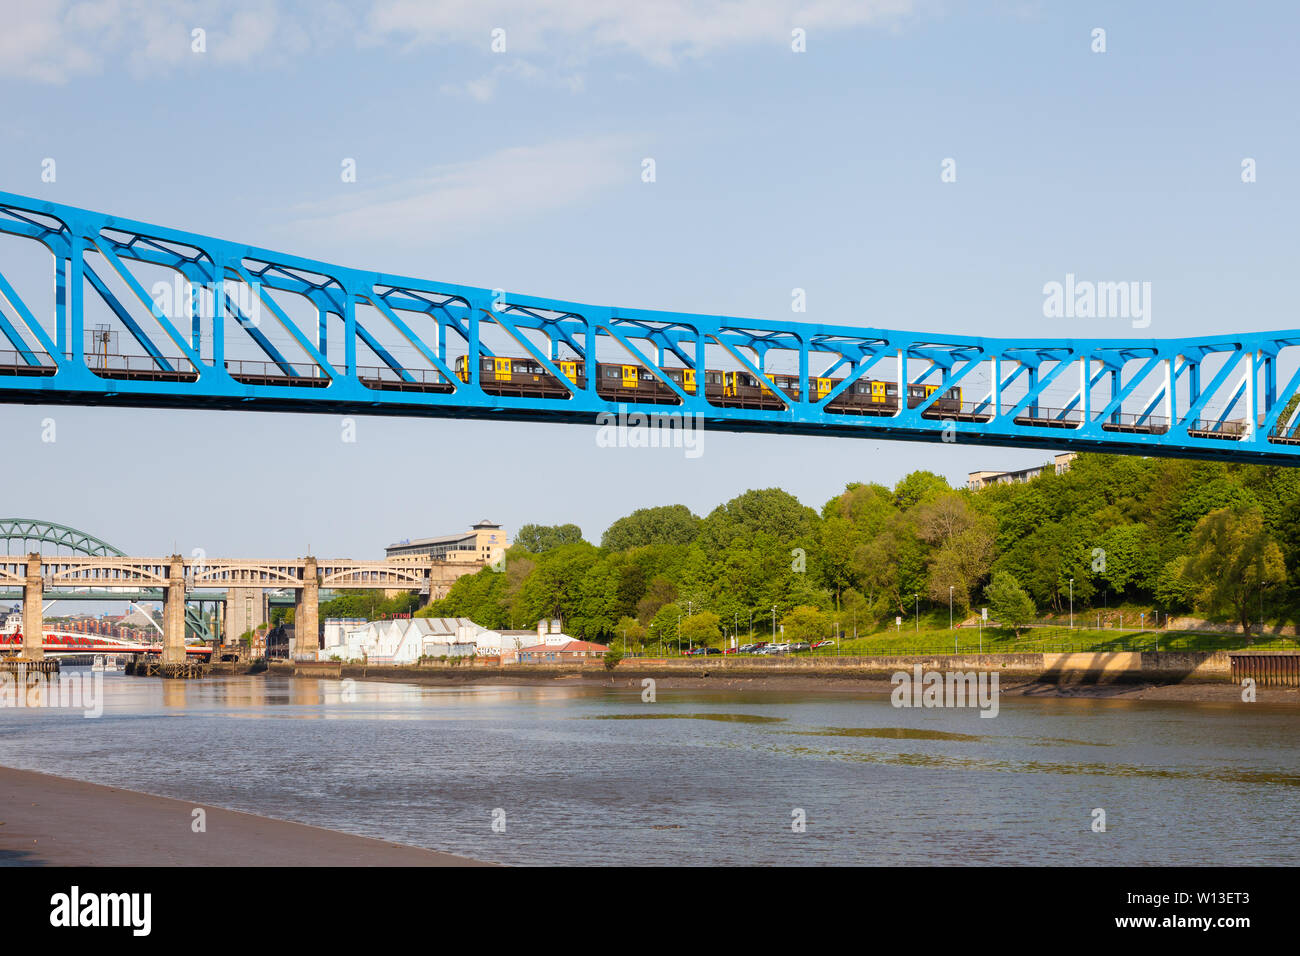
[22,553,43,660]
[3,553,436,668]
[224,587,267,646]
[162,555,187,665]
[293,557,319,661]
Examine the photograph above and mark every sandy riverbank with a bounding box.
[0,766,488,867]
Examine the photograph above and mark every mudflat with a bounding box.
[332,668,1300,703]
[0,766,488,867]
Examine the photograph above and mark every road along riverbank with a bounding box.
[0,766,489,867]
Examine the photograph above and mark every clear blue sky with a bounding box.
[1,1,1296,558]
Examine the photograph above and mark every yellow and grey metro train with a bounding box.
[452,355,963,414]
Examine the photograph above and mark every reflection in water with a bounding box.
[1,670,1297,866]
[162,681,187,709]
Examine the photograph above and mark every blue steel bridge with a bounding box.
[0,189,1298,465]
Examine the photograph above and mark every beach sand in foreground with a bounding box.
[0,766,488,867]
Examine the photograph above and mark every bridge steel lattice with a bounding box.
[1,191,1298,464]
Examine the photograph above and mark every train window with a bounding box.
[603,367,621,379]
[706,372,722,384]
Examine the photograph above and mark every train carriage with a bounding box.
[453,352,963,418]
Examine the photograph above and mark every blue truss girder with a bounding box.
[1,190,1299,464]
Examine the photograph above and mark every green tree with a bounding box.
[893,471,950,511]
[914,492,995,612]
[679,611,721,648]
[321,589,420,621]
[635,574,679,622]
[695,488,817,556]
[1153,556,1197,613]
[601,505,700,551]
[514,523,585,553]
[614,615,648,651]
[1180,505,1286,639]
[571,557,621,640]
[780,605,830,641]
[1094,523,1156,596]
[650,602,683,651]
[984,571,1036,636]
[817,514,863,603]
[513,542,599,626]
[854,516,926,616]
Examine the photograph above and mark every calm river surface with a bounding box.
[2,672,1297,865]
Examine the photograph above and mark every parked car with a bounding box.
[685,646,722,656]
[789,641,812,653]
[811,640,835,649]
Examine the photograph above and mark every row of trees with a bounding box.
[419,454,1300,645]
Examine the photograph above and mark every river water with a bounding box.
[1,672,1297,865]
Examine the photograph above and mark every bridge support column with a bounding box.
[224,587,265,645]
[293,557,319,661]
[22,553,43,660]
[162,554,187,665]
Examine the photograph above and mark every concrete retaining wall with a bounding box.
[279,652,1237,685]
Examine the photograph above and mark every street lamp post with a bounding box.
[772,605,777,643]
[950,585,956,653]
[1069,578,1074,630]
[914,594,919,633]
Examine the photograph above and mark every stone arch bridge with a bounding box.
[0,521,474,663]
